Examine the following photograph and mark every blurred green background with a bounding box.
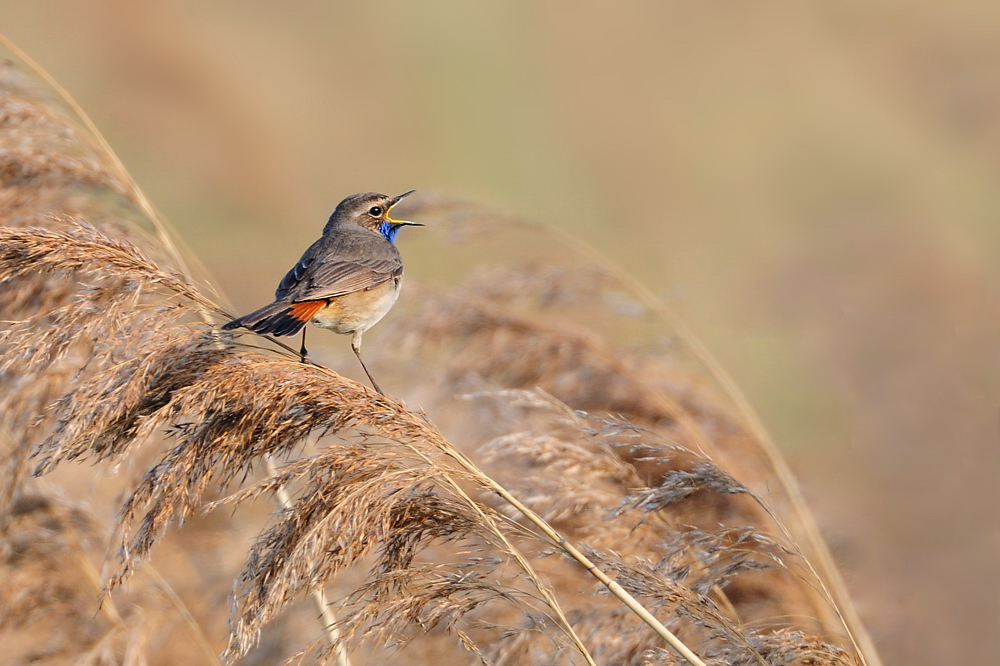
[3,2,998,663]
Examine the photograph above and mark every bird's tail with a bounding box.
[221,300,322,337]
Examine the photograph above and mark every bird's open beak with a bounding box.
[387,190,423,226]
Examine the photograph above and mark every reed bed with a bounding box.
[0,45,877,665]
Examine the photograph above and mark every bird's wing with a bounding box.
[290,232,403,301]
[275,238,322,301]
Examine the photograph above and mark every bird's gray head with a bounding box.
[324,191,421,242]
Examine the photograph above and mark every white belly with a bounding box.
[310,276,401,335]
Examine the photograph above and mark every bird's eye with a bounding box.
[368,205,383,217]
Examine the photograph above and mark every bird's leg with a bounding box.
[299,327,308,364]
[351,331,383,395]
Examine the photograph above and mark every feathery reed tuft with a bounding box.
[2,223,595,663]
[0,45,878,666]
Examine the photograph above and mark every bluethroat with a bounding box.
[223,191,421,393]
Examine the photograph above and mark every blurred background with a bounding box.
[3,1,998,663]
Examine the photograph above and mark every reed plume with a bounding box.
[0,221,593,663]
[0,42,878,666]
[382,253,871,657]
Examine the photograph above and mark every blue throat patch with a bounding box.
[379,221,402,243]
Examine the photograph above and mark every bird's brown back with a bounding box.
[276,226,402,303]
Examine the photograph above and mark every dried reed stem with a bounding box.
[399,442,599,666]
[265,455,350,666]
[440,444,708,666]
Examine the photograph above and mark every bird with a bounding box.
[222,191,421,394]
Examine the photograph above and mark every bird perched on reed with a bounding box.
[222,191,421,393]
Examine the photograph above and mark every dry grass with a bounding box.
[0,46,877,665]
